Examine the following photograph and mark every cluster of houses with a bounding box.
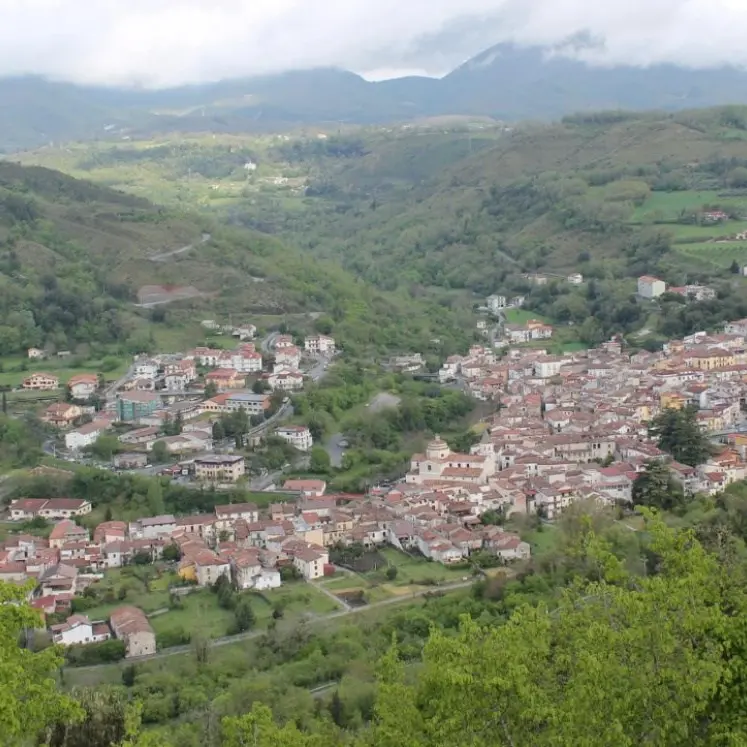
[1,459,540,655]
[637,275,716,302]
[33,333,333,466]
[437,323,747,512]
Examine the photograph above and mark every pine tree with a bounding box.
[632,459,684,511]
[649,405,711,466]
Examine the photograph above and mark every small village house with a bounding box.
[304,335,336,355]
[275,425,313,452]
[22,372,59,391]
[109,606,156,657]
[193,455,246,483]
[67,373,99,400]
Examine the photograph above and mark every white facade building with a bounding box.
[637,275,667,299]
[304,335,336,355]
[275,425,313,452]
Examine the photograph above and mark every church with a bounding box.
[406,435,495,486]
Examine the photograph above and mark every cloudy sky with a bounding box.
[1,0,746,88]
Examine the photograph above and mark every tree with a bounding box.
[731,259,741,274]
[150,440,169,464]
[649,405,711,466]
[211,420,225,441]
[480,508,505,526]
[447,429,481,455]
[204,381,218,399]
[162,543,181,562]
[88,434,120,461]
[130,551,152,566]
[310,445,331,474]
[146,480,165,516]
[0,581,82,743]
[47,686,134,747]
[252,379,271,394]
[222,702,338,747]
[385,566,398,581]
[366,515,746,747]
[234,597,255,633]
[632,459,684,511]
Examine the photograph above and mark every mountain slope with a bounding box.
[0,161,470,358]
[9,44,747,149]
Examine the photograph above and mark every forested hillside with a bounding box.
[23,106,747,347]
[0,161,470,358]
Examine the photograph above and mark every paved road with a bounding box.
[325,433,345,468]
[103,364,135,401]
[261,332,279,355]
[149,233,211,262]
[70,579,474,669]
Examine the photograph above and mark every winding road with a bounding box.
[148,233,211,262]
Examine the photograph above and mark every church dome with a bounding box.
[426,434,450,460]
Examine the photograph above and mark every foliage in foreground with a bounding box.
[7,513,747,745]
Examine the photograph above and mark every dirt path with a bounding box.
[148,233,211,262]
[70,579,474,669]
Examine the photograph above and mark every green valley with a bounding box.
[18,106,747,347]
[0,160,472,363]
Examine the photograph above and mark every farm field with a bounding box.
[503,308,550,325]
[674,240,747,267]
[630,190,747,222]
[664,220,747,241]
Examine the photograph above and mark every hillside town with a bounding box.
[28,332,338,474]
[9,312,747,658]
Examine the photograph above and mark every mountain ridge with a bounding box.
[7,43,747,149]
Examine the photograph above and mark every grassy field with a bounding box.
[0,355,129,388]
[79,568,340,643]
[62,588,470,689]
[372,547,468,585]
[520,525,561,557]
[503,308,550,324]
[675,240,747,267]
[665,220,747,241]
[631,190,747,222]
[150,590,236,639]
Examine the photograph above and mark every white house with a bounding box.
[65,419,111,451]
[232,324,257,340]
[27,347,46,360]
[130,515,177,540]
[637,275,667,299]
[67,374,99,400]
[267,370,304,391]
[195,551,231,587]
[214,503,259,524]
[51,615,110,646]
[293,546,328,580]
[275,425,313,452]
[304,335,336,355]
[133,359,158,379]
[275,346,301,369]
[567,273,584,285]
[487,295,507,313]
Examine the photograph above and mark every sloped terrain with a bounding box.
[0,161,470,358]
